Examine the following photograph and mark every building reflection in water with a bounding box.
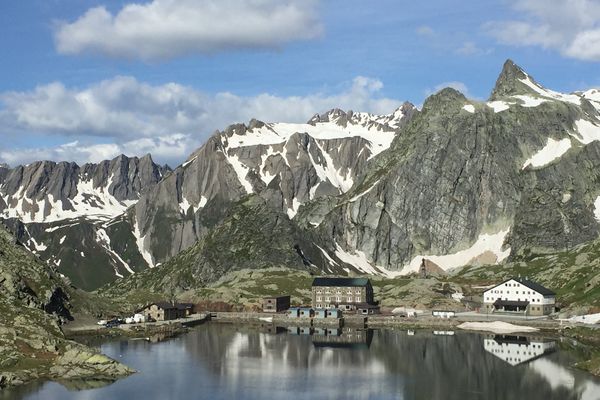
[484,335,556,366]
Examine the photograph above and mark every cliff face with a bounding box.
[0,155,169,290]
[302,60,600,274]
[129,104,417,268]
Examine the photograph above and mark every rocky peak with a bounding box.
[0,154,167,223]
[489,59,544,100]
[421,87,467,113]
[307,108,347,125]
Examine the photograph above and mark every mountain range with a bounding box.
[2,60,600,293]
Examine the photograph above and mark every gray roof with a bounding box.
[312,277,370,287]
[140,302,193,311]
[512,278,555,296]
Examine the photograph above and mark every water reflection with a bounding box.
[8,324,600,400]
[484,335,556,366]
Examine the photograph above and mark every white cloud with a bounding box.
[0,76,403,166]
[455,41,493,56]
[416,25,436,37]
[486,0,600,61]
[54,0,322,60]
[0,134,198,167]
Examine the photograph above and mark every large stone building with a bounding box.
[483,277,556,316]
[138,302,194,321]
[311,277,379,314]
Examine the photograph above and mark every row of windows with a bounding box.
[315,289,363,294]
[316,297,362,302]
[485,297,544,302]
[489,289,538,296]
[315,304,338,309]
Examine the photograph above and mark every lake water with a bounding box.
[4,324,600,400]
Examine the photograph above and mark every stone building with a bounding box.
[311,277,379,314]
[138,302,194,321]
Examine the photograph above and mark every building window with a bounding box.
[356,297,361,302]
[347,297,353,302]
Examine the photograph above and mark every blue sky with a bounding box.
[1,0,600,167]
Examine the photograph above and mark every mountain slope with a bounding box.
[0,154,169,290]
[130,104,417,268]
[103,193,354,299]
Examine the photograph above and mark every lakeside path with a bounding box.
[62,310,600,338]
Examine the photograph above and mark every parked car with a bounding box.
[105,319,120,328]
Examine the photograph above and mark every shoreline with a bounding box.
[7,311,598,390]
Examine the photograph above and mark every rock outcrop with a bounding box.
[0,224,133,388]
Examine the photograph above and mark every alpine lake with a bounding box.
[3,323,600,400]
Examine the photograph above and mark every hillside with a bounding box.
[0,223,132,387]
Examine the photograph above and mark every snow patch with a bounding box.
[334,243,387,275]
[96,228,134,275]
[0,174,136,223]
[133,220,155,268]
[487,101,510,113]
[316,245,339,271]
[594,197,600,222]
[398,229,511,275]
[310,141,354,192]
[228,120,396,158]
[512,95,547,108]
[224,152,254,194]
[522,138,572,169]
[572,119,600,144]
[286,198,301,219]
[59,235,66,244]
[568,313,600,325]
[519,76,581,105]
[458,321,539,334]
[29,236,47,252]
[179,197,191,214]
[181,155,198,168]
[462,104,475,113]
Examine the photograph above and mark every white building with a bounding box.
[482,277,555,316]
[484,336,556,366]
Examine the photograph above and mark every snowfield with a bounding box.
[458,321,539,334]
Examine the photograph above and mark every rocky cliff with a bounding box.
[301,60,600,275]
[0,155,169,289]
[0,223,133,387]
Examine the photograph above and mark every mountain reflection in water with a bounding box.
[7,324,600,400]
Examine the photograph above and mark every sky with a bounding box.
[2,0,600,167]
